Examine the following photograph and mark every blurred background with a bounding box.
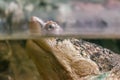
[0,0,120,35]
[0,0,120,80]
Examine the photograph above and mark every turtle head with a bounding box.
[29,16,62,35]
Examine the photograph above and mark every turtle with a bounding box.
[26,16,120,80]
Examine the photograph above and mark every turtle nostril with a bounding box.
[29,16,43,34]
[30,16,39,22]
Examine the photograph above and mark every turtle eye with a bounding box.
[46,24,56,30]
[48,25,54,29]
